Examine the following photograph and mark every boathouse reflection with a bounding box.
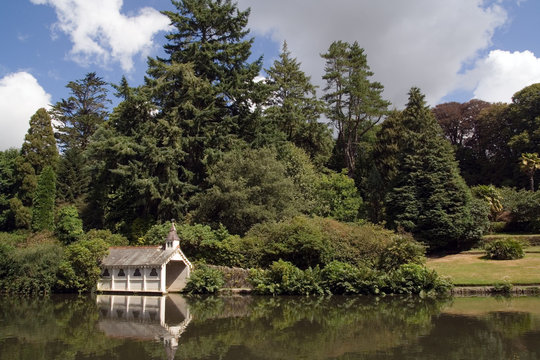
[97,294,191,359]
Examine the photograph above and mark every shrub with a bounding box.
[249,260,323,296]
[55,206,83,244]
[492,279,513,294]
[485,238,525,260]
[499,187,540,232]
[385,264,453,296]
[377,235,425,271]
[183,264,225,294]
[320,261,363,295]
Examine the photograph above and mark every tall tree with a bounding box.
[147,0,266,187]
[15,108,59,207]
[265,41,332,165]
[51,72,109,152]
[32,166,56,232]
[321,41,390,177]
[385,88,479,250]
[51,73,109,205]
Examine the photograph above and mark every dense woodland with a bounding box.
[1,0,540,294]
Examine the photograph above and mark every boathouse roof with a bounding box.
[101,246,178,267]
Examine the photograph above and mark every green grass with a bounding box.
[427,252,540,286]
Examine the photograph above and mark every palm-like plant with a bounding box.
[520,152,540,191]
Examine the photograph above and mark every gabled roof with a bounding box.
[102,247,178,267]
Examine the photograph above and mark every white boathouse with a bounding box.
[97,223,192,294]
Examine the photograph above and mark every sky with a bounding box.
[1,0,540,150]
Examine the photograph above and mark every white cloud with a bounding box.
[462,50,540,103]
[30,0,170,72]
[238,0,508,107]
[0,72,51,150]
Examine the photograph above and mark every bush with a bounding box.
[377,235,425,271]
[498,187,540,232]
[183,264,225,294]
[485,238,525,260]
[249,260,323,296]
[55,206,83,244]
[320,261,364,295]
[384,263,453,296]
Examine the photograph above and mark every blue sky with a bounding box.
[1,0,540,150]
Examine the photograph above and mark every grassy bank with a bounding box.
[427,251,540,286]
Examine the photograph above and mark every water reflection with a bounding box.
[1,295,540,359]
[96,294,191,360]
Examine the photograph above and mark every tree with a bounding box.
[313,170,363,222]
[520,152,540,191]
[15,108,59,206]
[85,78,193,230]
[507,83,540,156]
[148,0,266,186]
[31,166,56,232]
[265,41,332,165]
[385,88,479,250]
[0,149,19,230]
[55,206,84,244]
[20,108,59,174]
[191,147,301,235]
[51,72,109,152]
[321,41,390,177]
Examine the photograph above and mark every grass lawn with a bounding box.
[426,252,540,286]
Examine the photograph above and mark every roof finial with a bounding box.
[171,219,176,231]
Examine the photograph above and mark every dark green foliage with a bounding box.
[20,108,59,174]
[31,166,56,232]
[0,242,63,295]
[192,147,301,235]
[8,197,31,229]
[249,260,324,295]
[0,149,20,230]
[243,216,330,269]
[322,41,389,177]
[51,72,109,152]
[183,264,225,294]
[320,261,367,295]
[499,187,540,232]
[313,169,363,222]
[56,148,88,204]
[55,238,108,293]
[507,83,540,157]
[55,206,83,244]
[385,88,480,250]
[249,260,451,296]
[377,235,425,272]
[485,238,525,260]
[265,41,332,165]
[82,229,128,246]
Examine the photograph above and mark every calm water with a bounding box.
[1,294,540,359]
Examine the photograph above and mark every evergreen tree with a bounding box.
[147,0,266,187]
[265,41,332,165]
[51,72,109,152]
[51,73,109,204]
[32,166,56,232]
[15,108,59,207]
[385,88,479,250]
[321,41,390,177]
[0,149,19,230]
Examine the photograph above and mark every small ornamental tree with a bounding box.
[55,206,84,244]
[31,166,56,232]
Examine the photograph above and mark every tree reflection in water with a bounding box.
[1,295,540,359]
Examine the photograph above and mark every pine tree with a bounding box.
[51,72,109,152]
[147,0,266,187]
[385,88,477,250]
[265,41,332,166]
[322,41,390,177]
[32,166,56,232]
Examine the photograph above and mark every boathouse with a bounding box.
[97,223,192,294]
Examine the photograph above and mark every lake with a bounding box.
[1,294,540,359]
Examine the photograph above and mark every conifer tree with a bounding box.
[322,41,390,177]
[265,41,332,166]
[385,88,478,250]
[32,166,56,232]
[15,108,59,206]
[147,0,266,187]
